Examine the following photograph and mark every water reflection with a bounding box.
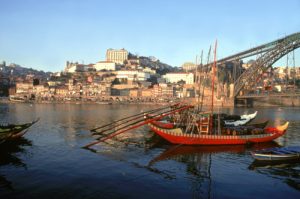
[84,139,178,189]
[249,160,300,191]
[149,142,280,166]
[148,142,282,198]
[0,174,13,190]
[1,104,300,198]
[0,138,32,190]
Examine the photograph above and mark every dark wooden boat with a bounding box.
[251,146,300,161]
[0,119,39,142]
[0,133,11,144]
[246,120,268,129]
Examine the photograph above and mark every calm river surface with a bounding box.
[0,103,300,199]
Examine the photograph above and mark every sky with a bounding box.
[0,0,299,72]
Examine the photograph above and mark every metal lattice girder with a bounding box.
[233,32,300,97]
[210,32,300,66]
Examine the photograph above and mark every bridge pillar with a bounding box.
[234,98,244,107]
[229,83,234,98]
[246,98,253,107]
[234,98,253,107]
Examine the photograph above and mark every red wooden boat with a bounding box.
[148,121,289,145]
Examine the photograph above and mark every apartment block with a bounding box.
[106,48,128,65]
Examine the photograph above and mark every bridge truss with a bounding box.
[233,32,300,97]
[203,32,300,97]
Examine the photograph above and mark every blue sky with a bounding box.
[0,0,299,72]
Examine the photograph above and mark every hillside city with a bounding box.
[0,48,300,105]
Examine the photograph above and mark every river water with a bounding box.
[0,103,300,199]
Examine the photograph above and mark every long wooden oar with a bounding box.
[93,104,189,137]
[90,103,180,132]
[84,105,192,148]
[92,104,185,136]
[94,106,185,138]
[83,105,192,148]
[91,106,176,135]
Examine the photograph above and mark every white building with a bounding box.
[106,48,128,65]
[163,72,194,84]
[94,61,116,71]
[64,62,93,73]
[143,67,156,74]
[274,66,300,79]
[116,70,150,81]
[182,62,196,71]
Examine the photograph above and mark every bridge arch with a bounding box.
[233,32,300,97]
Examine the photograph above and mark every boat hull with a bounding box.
[251,146,300,161]
[0,119,39,142]
[150,120,175,129]
[251,153,300,161]
[9,129,29,139]
[148,122,288,145]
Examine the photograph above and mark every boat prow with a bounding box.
[276,122,289,132]
[0,118,40,141]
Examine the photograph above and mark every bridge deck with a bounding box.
[236,92,300,99]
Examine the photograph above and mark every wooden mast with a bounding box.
[210,40,218,133]
[197,50,203,111]
[211,40,218,114]
[195,55,198,110]
[200,46,211,112]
